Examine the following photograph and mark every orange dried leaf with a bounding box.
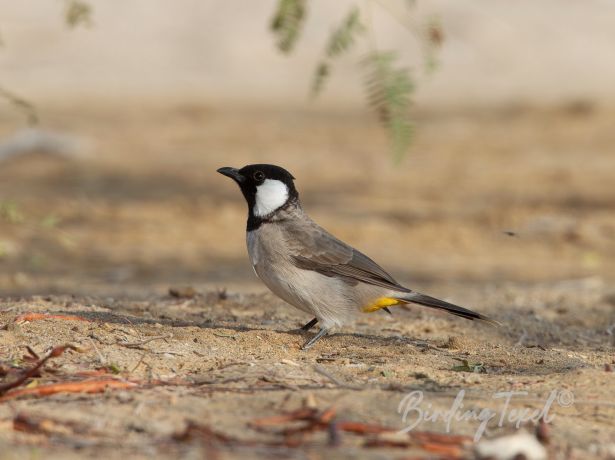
[413,431,472,445]
[14,313,89,323]
[318,406,337,424]
[0,379,137,401]
[418,442,463,456]
[337,421,393,434]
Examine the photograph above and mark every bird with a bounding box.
[217,164,496,350]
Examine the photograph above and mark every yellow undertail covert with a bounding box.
[362,297,403,313]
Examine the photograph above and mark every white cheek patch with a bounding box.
[254,179,289,217]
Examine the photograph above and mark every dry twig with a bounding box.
[0,345,79,395]
[313,364,361,389]
[117,334,172,349]
[248,404,471,455]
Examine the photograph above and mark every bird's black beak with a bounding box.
[217,167,244,183]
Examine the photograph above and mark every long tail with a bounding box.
[396,292,499,326]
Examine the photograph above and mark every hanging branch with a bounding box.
[363,52,413,163]
[311,6,366,97]
[269,0,443,162]
[0,86,39,126]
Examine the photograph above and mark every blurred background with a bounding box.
[1,0,614,297]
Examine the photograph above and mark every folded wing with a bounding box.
[284,217,409,292]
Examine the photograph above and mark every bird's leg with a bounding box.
[288,317,318,334]
[300,317,318,331]
[301,328,329,350]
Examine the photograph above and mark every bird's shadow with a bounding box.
[59,309,433,347]
[54,309,592,376]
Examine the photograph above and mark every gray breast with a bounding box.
[245,225,366,327]
[246,226,323,315]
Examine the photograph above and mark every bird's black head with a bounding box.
[217,164,299,228]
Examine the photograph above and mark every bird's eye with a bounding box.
[253,171,265,182]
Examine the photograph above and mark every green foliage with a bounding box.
[326,6,365,59]
[41,215,61,229]
[65,0,92,29]
[0,201,73,267]
[311,61,329,97]
[270,0,306,54]
[0,200,25,224]
[451,358,487,374]
[108,363,122,374]
[363,52,414,164]
[311,6,365,97]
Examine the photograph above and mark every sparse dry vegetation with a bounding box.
[0,104,614,458]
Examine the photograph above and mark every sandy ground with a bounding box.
[0,103,614,459]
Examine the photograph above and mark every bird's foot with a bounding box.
[301,328,329,350]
